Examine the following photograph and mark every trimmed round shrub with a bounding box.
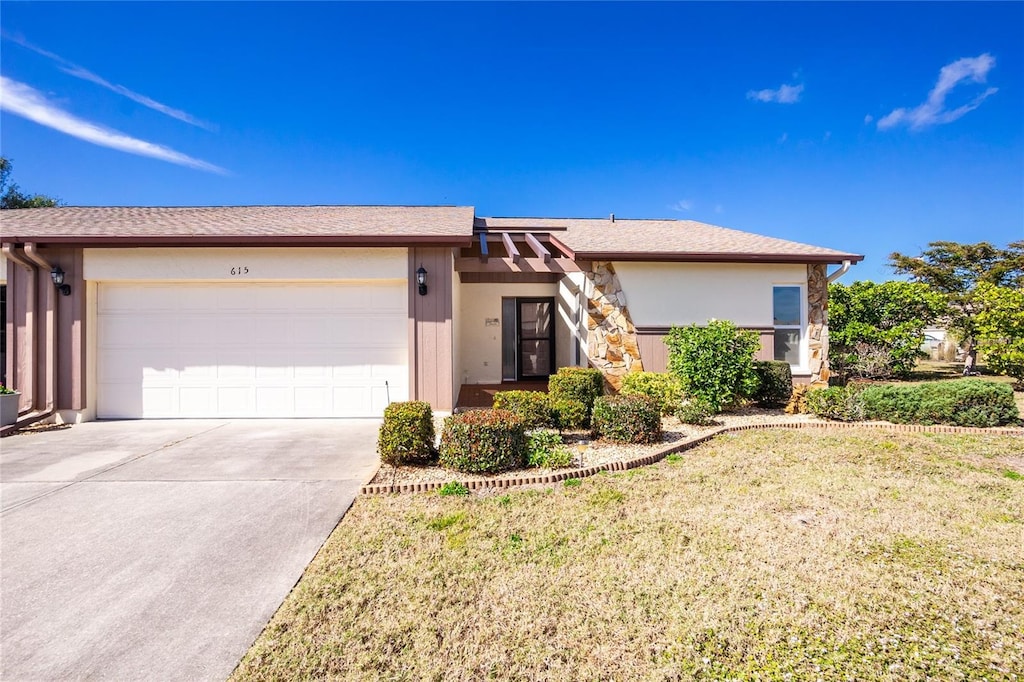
[676,399,715,426]
[551,398,590,430]
[752,360,793,407]
[492,390,552,428]
[620,371,685,415]
[526,429,573,468]
[548,367,604,426]
[804,386,865,422]
[378,401,436,465]
[861,379,1019,427]
[592,395,662,444]
[439,409,526,474]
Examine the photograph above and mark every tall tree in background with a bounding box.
[0,157,61,209]
[889,241,1024,361]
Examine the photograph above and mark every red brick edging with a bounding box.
[358,421,1024,495]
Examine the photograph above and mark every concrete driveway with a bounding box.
[0,419,381,681]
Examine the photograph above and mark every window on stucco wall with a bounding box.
[773,285,803,367]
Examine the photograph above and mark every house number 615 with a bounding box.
[230,266,249,275]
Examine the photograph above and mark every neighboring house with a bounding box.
[0,206,862,423]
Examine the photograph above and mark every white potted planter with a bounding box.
[1,388,20,427]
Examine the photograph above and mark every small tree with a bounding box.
[828,280,946,380]
[889,241,1024,362]
[973,282,1024,386]
[664,320,760,413]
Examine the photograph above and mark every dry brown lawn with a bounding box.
[233,428,1024,681]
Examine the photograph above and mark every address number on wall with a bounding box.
[230,266,249,276]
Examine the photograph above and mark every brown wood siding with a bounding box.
[636,326,774,373]
[4,247,87,412]
[458,272,559,284]
[409,248,454,410]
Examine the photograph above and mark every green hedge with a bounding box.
[551,398,590,430]
[592,395,662,444]
[548,368,604,427]
[377,401,436,465]
[665,320,761,413]
[804,386,865,422]
[439,409,526,474]
[752,361,793,407]
[861,380,1019,427]
[620,371,685,415]
[492,390,552,428]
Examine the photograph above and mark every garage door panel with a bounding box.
[98,282,409,418]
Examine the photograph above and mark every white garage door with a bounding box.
[97,282,408,418]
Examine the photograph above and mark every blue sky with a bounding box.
[2,1,1021,282]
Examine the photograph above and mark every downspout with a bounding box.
[827,260,853,283]
[2,244,38,416]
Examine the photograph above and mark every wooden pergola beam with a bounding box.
[524,232,551,262]
[501,232,521,264]
[455,257,581,273]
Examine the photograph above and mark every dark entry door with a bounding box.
[514,297,555,380]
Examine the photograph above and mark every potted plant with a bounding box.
[0,385,20,427]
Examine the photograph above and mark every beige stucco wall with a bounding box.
[613,262,807,327]
[613,262,810,372]
[84,247,407,281]
[458,282,573,384]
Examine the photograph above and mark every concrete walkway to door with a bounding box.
[0,419,380,681]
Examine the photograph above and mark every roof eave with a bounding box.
[0,235,473,248]
[571,251,865,264]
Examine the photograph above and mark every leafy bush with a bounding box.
[525,429,574,468]
[785,384,810,414]
[675,399,715,426]
[828,280,945,381]
[550,398,590,430]
[492,390,552,428]
[438,481,469,497]
[752,360,793,407]
[974,282,1024,386]
[439,409,526,474]
[861,380,1019,427]
[804,386,866,422]
[620,371,685,415]
[548,368,605,426]
[591,395,662,444]
[0,384,16,395]
[377,401,436,465]
[665,320,760,413]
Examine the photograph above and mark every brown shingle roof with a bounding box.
[476,216,863,263]
[0,205,863,263]
[0,205,476,245]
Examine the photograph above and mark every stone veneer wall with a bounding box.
[807,263,829,386]
[584,262,643,390]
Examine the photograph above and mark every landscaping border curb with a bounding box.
[358,421,1024,495]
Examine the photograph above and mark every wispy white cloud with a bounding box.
[877,54,998,131]
[864,114,874,125]
[778,132,789,144]
[4,33,216,131]
[0,76,226,174]
[747,83,804,104]
[669,199,694,212]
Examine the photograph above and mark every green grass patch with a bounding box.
[233,428,1024,681]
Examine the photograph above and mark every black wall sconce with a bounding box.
[416,266,428,296]
[51,266,71,296]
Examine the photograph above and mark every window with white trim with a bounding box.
[773,285,803,366]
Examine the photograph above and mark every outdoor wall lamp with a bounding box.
[51,266,71,296]
[416,266,428,296]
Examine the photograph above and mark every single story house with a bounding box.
[1,206,862,424]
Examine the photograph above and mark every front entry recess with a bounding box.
[502,297,555,381]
